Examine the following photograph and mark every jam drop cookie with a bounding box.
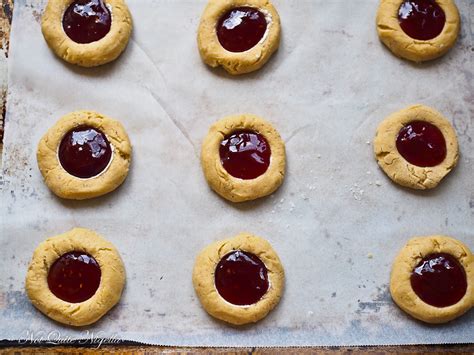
[197,0,281,75]
[37,110,132,200]
[376,0,460,62]
[41,0,132,67]
[201,114,285,202]
[390,235,473,323]
[25,228,125,326]
[193,233,284,325]
[373,105,458,189]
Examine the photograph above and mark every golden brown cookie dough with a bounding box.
[41,0,133,67]
[25,228,126,326]
[390,235,473,323]
[197,0,281,75]
[192,233,284,325]
[37,110,132,200]
[376,0,460,62]
[201,114,285,202]
[373,104,458,190]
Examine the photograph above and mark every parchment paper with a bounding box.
[1,0,473,346]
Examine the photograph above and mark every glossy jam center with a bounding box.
[219,130,271,180]
[58,125,112,179]
[62,0,111,44]
[398,0,445,40]
[411,253,467,307]
[215,250,269,306]
[216,7,267,52]
[396,120,446,167]
[48,251,101,303]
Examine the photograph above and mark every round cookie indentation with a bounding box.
[63,0,112,44]
[373,105,458,190]
[37,110,132,200]
[197,0,281,75]
[396,120,447,167]
[220,130,271,180]
[376,0,460,62]
[389,235,473,324]
[41,0,133,67]
[215,250,269,306]
[25,228,126,326]
[58,125,113,179]
[411,253,467,308]
[200,114,286,202]
[216,7,267,53]
[398,0,445,40]
[192,233,284,325]
[48,251,101,303]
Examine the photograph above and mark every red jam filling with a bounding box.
[216,7,267,52]
[396,120,446,167]
[411,253,467,307]
[58,125,112,179]
[215,251,269,306]
[62,0,112,44]
[398,0,445,40]
[219,130,271,180]
[48,251,101,303]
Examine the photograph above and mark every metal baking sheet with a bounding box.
[0,0,473,346]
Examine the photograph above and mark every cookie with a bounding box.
[390,235,473,323]
[376,0,460,62]
[197,0,281,75]
[193,233,284,325]
[37,110,132,200]
[25,228,126,326]
[373,104,458,189]
[201,114,285,202]
[41,0,132,67]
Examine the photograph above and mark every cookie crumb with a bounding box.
[350,184,364,200]
[368,253,373,259]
